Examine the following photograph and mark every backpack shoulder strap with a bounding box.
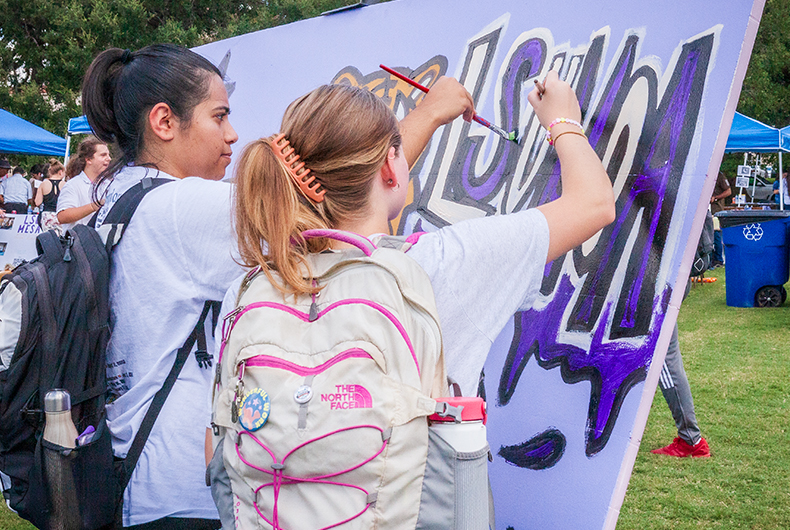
[91,176,172,246]
[302,229,377,256]
[119,300,221,491]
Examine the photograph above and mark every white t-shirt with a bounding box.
[97,165,244,526]
[56,171,108,229]
[0,173,32,204]
[216,209,550,398]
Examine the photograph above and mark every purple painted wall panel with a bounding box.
[196,0,763,527]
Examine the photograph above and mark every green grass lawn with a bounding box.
[2,268,788,529]
[619,267,790,529]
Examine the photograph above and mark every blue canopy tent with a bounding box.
[68,116,91,135]
[725,112,790,208]
[0,108,67,156]
[725,112,790,153]
[64,115,94,160]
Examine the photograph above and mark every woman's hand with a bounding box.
[527,71,582,129]
[532,71,616,262]
[400,76,475,167]
[418,76,476,126]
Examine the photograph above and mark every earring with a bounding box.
[387,179,393,185]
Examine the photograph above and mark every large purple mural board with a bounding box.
[195,0,764,527]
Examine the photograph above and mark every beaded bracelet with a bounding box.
[546,117,584,145]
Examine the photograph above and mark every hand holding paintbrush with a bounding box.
[380,64,519,143]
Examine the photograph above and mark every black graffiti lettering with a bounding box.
[568,33,715,338]
[417,26,504,225]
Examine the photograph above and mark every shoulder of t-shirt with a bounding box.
[139,177,231,212]
[410,207,548,250]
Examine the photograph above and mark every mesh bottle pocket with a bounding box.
[416,428,490,530]
[26,418,118,530]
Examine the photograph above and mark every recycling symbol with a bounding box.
[743,223,763,241]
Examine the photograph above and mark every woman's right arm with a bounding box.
[530,71,616,263]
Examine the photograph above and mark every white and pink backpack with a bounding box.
[210,229,478,529]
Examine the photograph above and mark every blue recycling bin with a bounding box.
[715,210,790,307]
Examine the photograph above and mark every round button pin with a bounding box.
[294,385,313,404]
[239,388,271,432]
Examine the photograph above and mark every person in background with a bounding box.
[0,160,11,210]
[29,163,46,191]
[35,159,67,232]
[650,214,712,458]
[57,136,111,229]
[771,171,790,209]
[29,164,47,213]
[650,320,711,458]
[709,170,730,268]
[0,158,11,197]
[0,166,33,214]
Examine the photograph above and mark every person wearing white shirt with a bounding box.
[57,137,111,229]
[83,42,474,529]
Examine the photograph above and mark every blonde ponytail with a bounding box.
[234,137,330,297]
[234,84,402,298]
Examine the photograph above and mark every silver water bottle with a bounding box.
[43,389,80,530]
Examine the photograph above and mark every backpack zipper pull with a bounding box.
[308,281,319,322]
[62,236,74,262]
[222,306,243,342]
[231,364,245,424]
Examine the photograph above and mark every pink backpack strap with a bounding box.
[404,232,427,246]
[302,229,377,257]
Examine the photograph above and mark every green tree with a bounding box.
[738,0,790,128]
[0,0,354,138]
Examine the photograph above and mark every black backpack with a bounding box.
[0,177,218,529]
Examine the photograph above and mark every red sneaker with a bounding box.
[650,437,711,458]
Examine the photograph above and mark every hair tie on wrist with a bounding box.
[121,49,133,65]
[546,117,584,145]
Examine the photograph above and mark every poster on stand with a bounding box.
[0,215,41,271]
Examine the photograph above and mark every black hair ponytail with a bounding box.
[82,44,222,198]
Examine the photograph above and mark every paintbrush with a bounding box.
[380,64,519,143]
[534,78,545,99]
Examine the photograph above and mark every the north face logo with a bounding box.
[320,384,373,410]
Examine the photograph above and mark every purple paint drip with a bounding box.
[507,276,669,444]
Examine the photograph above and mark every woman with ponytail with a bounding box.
[82,44,241,530]
[228,76,615,437]
[35,158,67,232]
[80,42,473,529]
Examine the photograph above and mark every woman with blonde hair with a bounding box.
[232,75,613,392]
[215,74,615,527]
